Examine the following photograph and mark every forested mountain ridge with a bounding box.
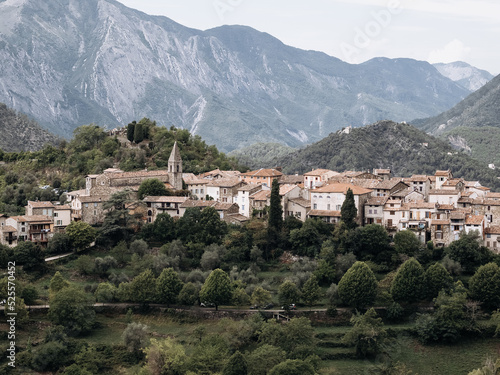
[273,120,500,191]
[0,0,470,152]
[0,102,58,152]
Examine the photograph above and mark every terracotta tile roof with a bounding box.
[485,192,500,199]
[143,196,189,203]
[442,179,463,186]
[349,179,381,189]
[55,205,71,210]
[67,189,87,196]
[374,169,391,174]
[186,179,209,185]
[28,201,55,208]
[435,170,451,176]
[2,225,17,233]
[280,175,304,184]
[429,189,460,195]
[431,219,450,225]
[464,181,480,187]
[23,215,53,223]
[406,175,430,182]
[241,168,283,178]
[482,200,500,206]
[465,215,484,225]
[107,170,170,179]
[279,184,298,196]
[435,204,455,210]
[304,169,335,176]
[375,180,407,190]
[206,178,242,187]
[238,184,262,192]
[404,202,436,209]
[450,212,466,220]
[366,197,389,206]
[288,198,311,208]
[477,186,491,191]
[308,210,341,217]
[313,183,372,195]
[485,226,500,234]
[250,190,270,201]
[179,200,237,211]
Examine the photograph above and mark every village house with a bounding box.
[143,196,189,222]
[25,201,71,231]
[485,226,500,252]
[428,189,460,207]
[364,196,388,225]
[235,184,263,217]
[309,183,372,224]
[206,178,245,203]
[403,175,432,198]
[372,179,408,197]
[239,168,283,187]
[287,198,311,222]
[304,169,338,189]
[434,170,453,189]
[373,169,392,180]
[4,215,53,247]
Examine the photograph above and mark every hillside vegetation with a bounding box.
[0,102,58,152]
[273,121,500,190]
[0,118,246,215]
[444,126,500,167]
[228,142,296,169]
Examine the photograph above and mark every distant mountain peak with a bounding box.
[433,61,493,92]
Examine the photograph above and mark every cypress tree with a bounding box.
[126,121,135,142]
[268,178,283,232]
[134,122,144,143]
[341,188,357,229]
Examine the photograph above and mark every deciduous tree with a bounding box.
[391,258,425,303]
[200,268,232,310]
[338,261,377,309]
[156,267,183,306]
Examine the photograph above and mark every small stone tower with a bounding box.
[168,141,183,190]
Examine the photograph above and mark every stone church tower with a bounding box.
[168,141,183,190]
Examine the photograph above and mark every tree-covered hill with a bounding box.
[273,120,500,190]
[0,118,247,215]
[0,102,58,152]
[228,143,296,169]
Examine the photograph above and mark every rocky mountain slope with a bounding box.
[433,61,493,92]
[0,102,57,152]
[0,0,470,152]
[416,74,500,135]
[273,121,500,190]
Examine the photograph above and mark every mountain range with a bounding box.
[0,0,477,152]
[433,61,493,92]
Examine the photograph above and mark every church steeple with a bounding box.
[168,141,183,190]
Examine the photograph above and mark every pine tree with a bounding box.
[341,188,357,229]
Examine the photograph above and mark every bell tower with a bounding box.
[168,141,183,190]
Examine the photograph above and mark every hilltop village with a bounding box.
[3,141,499,253]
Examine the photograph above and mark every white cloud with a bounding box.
[427,39,472,63]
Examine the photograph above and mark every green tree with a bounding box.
[122,322,149,354]
[424,262,453,300]
[341,188,357,230]
[267,178,283,255]
[289,219,322,257]
[278,280,301,311]
[138,178,170,199]
[14,241,45,272]
[130,269,157,304]
[198,206,228,245]
[301,274,322,309]
[65,221,97,252]
[352,224,392,263]
[178,282,199,306]
[251,286,271,307]
[134,122,144,143]
[223,351,248,375]
[94,282,117,302]
[342,307,387,358]
[338,261,378,309]
[246,344,285,375]
[46,233,71,255]
[391,258,425,303]
[189,336,229,374]
[446,231,492,273]
[394,229,422,256]
[156,267,183,306]
[200,268,233,310]
[48,287,95,335]
[469,262,500,310]
[233,287,251,306]
[268,359,315,375]
[142,338,187,375]
[127,121,136,142]
[49,271,70,298]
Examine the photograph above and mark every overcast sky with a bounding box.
[117,0,500,75]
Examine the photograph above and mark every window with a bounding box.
[56,220,62,226]
[454,225,460,231]
[85,203,89,208]
[327,204,331,210]
[336,205,341,211]
[94,203,98,207]
[425,211,431,218]
[242,205,245,211]
[296,212,301,218]
[223,188,227,194]
[313,204,317,210]
[390,211,395,216]
[487,234,492,238]
[436,232,443,239]
[54,212,58,217]
[436,213,441,219]
[43,209,47,215]
[200,189,204,194]
[195,189,198,194]
[374,209,377,214]
[437,225,442,231]
[369,209,373,214]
